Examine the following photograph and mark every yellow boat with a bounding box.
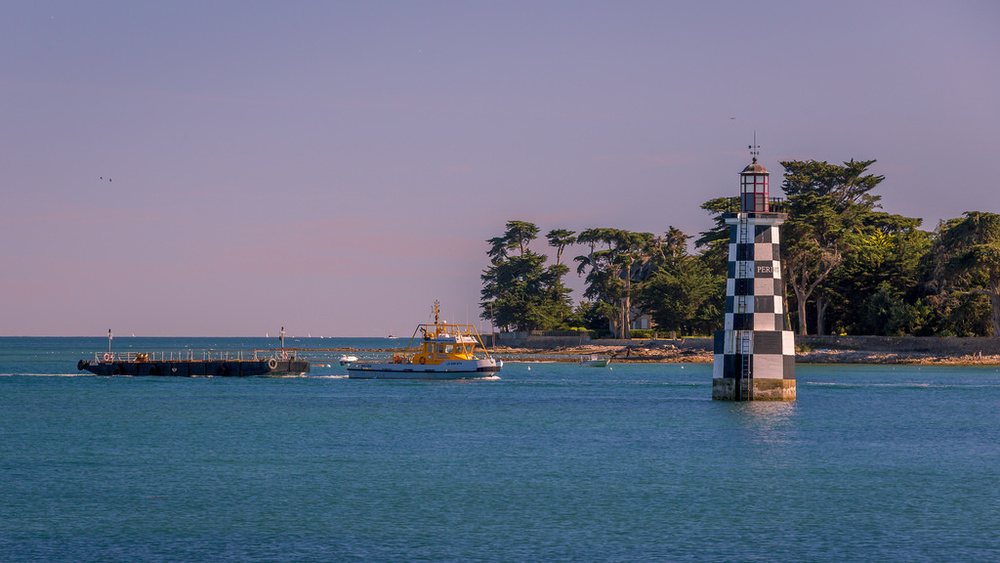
[345,302,502,380]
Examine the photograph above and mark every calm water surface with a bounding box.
[1,338,999,562]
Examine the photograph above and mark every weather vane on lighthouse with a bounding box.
[749,131,760,161]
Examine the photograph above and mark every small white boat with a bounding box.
[345,302,501,380]
[338,355,359,366]
[578,354,611,367]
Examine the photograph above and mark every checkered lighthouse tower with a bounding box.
[712,150,796,401]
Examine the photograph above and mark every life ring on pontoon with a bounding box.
[104,353,112,362]
[267,358,278,370]
[419,357,427,365]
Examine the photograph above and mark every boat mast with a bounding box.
[107,329,113,355]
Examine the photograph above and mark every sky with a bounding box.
[2,1,998,337]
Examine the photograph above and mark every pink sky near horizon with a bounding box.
[2,1,998,336]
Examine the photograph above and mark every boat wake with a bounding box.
[2,373,90,377]
[805,381,994,389]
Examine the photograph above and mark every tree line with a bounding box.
[480,158,1000,338]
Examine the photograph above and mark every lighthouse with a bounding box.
[712,147,796,401]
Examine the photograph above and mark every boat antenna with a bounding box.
[433,300,440,326]
[279,326,285,350]
[108,329,113,356]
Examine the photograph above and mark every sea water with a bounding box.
[1,337,999,562]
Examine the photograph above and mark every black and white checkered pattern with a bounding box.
[713,213,796,394]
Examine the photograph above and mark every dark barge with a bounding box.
[76,351,309,377]
[78,329,309,376]
[78,350,310,376]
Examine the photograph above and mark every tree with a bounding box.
[926,292,992,337]
[487,220,539,262]
[655,226,689,263]
[696,196,741,278]
[641,251,724,336]
[574,228,658,339]
[779,159,885,335]
[546,229,577,266]
[930,212,1000,336]
[567,300,618,335]
[695,197,736,248]
[828,213,931,335]
[853,281,926,336]
[481,221,573,332]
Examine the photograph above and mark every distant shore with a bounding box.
[490,345,1000,366]
[477,334,1000,365]
[297,343,1000,365]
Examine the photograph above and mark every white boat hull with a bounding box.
[346,359,502,379]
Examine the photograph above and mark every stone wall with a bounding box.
[798,335,1000,355]
[592,337,713,350]
[496,331,713,350]
[496,331,591,348]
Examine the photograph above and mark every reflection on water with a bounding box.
[741,400,797,425]
[719,400,801,448]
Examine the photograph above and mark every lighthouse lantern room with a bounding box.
[740,158,770,212]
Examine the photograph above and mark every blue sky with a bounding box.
[2,1,998,336]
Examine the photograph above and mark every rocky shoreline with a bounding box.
[488,343,1000,366]
[292,342,1000,366]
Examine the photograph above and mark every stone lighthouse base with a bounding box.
[712,378,796,401]
[712,330,796,401]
